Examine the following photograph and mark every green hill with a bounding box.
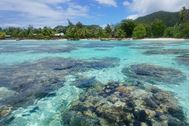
[135,11,180,26]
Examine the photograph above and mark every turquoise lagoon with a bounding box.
[0,40,188,126]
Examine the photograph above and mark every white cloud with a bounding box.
[126,14,138,20]
[65,3,88,17]
[0,0,89,27]
[124,0,189,18]
[95,0,117,7]
[101,24,107,28]
[123,1,130,6]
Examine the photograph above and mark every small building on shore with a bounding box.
[54,33,64,37]
[5,35,11,39]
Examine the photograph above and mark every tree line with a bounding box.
[0,7,188,40]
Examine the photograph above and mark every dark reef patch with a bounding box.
[135,41,188,47]
[94,48,110,51]
[73,76,98,88]
[0,57,119,109]
[0,45,77,53]
[81,42,131,48]
[62,82,188,126]
[143,49,188,55]
[0,46,29,53]
[31,45,77,53]
[122,64,185,85]
[65,42,132,49]
[34,57,120,72]
[130,46,163,50]
[175,53,189,66]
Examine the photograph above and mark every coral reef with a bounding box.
[122,64,185,85]
[0,57,119,109]
[143,49,188,55]
[62,82,188,126]
[175,53,189,66]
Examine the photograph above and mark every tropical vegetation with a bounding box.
[0,7,188,40]
[132,24,147,39]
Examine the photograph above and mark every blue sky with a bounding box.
[0,0,188,27]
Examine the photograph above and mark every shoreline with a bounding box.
[0,38,188,41]
[141,38,188,41]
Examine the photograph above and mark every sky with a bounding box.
[0,0,189,27]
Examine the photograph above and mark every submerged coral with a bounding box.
[143,49,188,55]
[0,44,77,53]
[0,40,188,126]
[32,45,77,53]
[35,57,120,72]
[175,53,189,66]
[62,82,188,126]
[0,87,16,100]
[122,64,185,85]
[73,76,98,88]
[0,106,12,118]
[0,57,119,109]
[130,46,163,50]
[65,41,132,49]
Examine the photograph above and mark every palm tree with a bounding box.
[179,7,188,23]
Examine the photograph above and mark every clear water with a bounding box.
[0,40,188,126]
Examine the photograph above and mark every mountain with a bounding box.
[135,11,180,26]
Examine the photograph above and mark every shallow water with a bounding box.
[0,40,188,126]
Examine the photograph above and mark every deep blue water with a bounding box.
[0,40,188,126]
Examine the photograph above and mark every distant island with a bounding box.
[0,7,188,40]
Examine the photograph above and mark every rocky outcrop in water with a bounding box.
[62,82,188,126]
[0,106,12,118]
[122,64,185,85]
